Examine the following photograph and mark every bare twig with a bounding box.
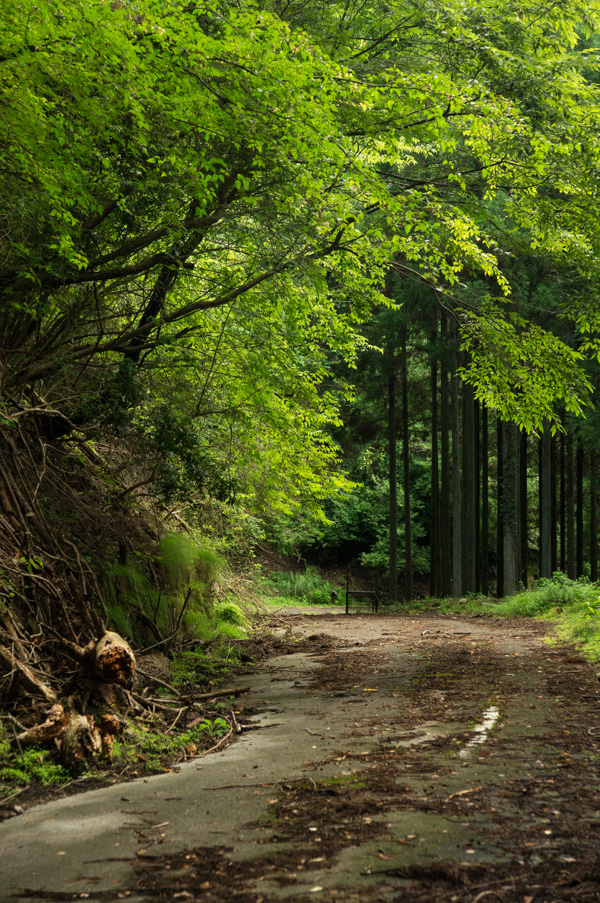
[166,708,187,733]
[199,727,233,757]
[193,685,250,702]
[136,667,182,698]
[445,786,484,802]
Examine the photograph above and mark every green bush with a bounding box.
[263,566,338,605]
[495,573,600,618]
[214,599,246,626]
[495,573,600,660]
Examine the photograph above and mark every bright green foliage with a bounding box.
[172,644,244,685]
[214,599,247,626]
[159,533,223,590]
[495,573,600,617]
[262,566,339,605]
[115,717,230,771]
[494,574,600,659]
[0,736,71,794]
[105,531,250,645]
[3,0,600,522]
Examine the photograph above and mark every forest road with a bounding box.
[1,612,600,903]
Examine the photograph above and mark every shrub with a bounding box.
[263,566,337,605]
[495,573,599,618]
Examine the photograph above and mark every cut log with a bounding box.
[0,644,58,704]
[60,712,102,771]
[85,631,136,685]
[13,704,69,749]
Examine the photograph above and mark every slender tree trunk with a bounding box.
[475,400,481,592]
[576,441,584,578]
[560,427,566,572]
[502,422,519,596]
[401,334,413,601]
[430,326,441,597]
[450,322,462,597]
[591,453,598,582]
[520,430,528,587]
[461,380,476,594]
[440,318,451,597]
[567,428,575,579]
[540,423,552,579]
[551,432,558,573]
[481,405,489,595]
[388,370,398,604]
[496,417,504,597]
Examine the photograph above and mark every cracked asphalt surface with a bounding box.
[1,611,599,902]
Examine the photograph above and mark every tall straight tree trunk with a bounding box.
[388,370,398,604]
[496,417,504,597]
[576,441,584,578]
[540,423,552,579]
[551,432,558,572]
[540,420,554,577]
[430,325,441,597]
[567,428,575,578]
[591,453,598,582]
[560,427,566,572]
[401,333,413,601]
[461,380,476,593]
[481,405,489,595]
[440,317,451,597]
[502,422,519,596]
[520,430,528,587]
[450,321,462,597]
[475,400,481,592]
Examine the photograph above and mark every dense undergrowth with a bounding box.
[396,573,600,660]
[257,565,344,608]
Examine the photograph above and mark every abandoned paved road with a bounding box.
[1,612,600,902]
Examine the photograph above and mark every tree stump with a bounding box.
[60,712,102,771]
[84,631,136,685]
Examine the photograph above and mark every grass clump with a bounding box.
[106,531,250,647]
[495,573,600,660]
[0,727,71,795]
[495,573,599,618]
[172,641,243,685]
[261,566,340,606]
[115,716,230,772]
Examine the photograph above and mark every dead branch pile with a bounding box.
[0,421,153,713]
